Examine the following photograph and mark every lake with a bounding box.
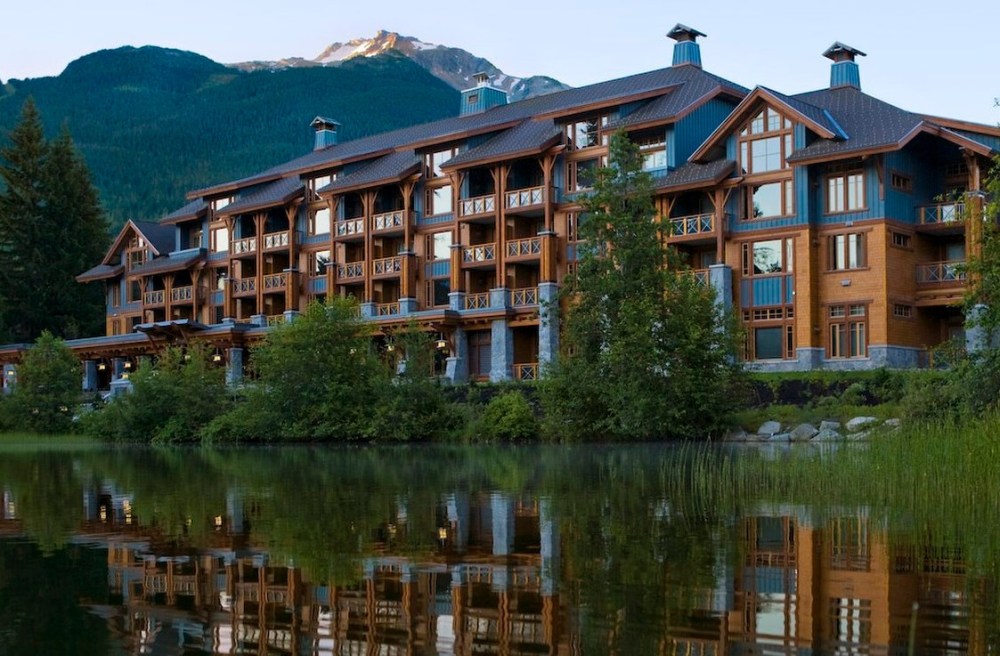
[0,442,994,654]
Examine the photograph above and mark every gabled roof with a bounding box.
[161,199,207,225]
[441,120,563,170]
[129,249,206,277]
[656,159,737,192]
[188,63,747,199]
[217,177,304,216]
[75,263,124,283]
[319,151,422,195]
[101,220,175,266]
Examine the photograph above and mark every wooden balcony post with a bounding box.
[713,188,728,264]
[285,204,299,311]
[966,153,984,265]
[254,213,265,312]
[401,180,416,300]
[495,164,508,287]
[363,192,375,303]
[541,153,556,233]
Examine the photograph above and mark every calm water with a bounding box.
[0,443,995,655]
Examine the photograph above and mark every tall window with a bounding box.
[428,231,452,260]
[743,239,794,276]
[309,173,336,195]
[568,157,602,192]
[828,233,866,270]
[636,134,667,171]
[827,165,865,213]
[829,304,866,358]
[427,185,453,215]
[747,180,794,219]
[309,250,330,276]
[210,226,229,253]
[309,207,331,236]
[426,148,457,177]
[738,107,793,175]
[565,116,608,150]
[742,238,795,361]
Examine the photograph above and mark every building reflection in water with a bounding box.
[2,484,988,654]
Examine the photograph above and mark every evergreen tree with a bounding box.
[541,131,745,441]
[0,99,108,342]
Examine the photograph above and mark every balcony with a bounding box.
[266,314,285,327]
[667,212,715,240]
[462,243,496,267]
[505,186,545,212]
[232,236,257,255]
[232,277,256,296]
[372,256,403,278]
[917,201,965,226]
[263,272,288,292]
[337,262,365,281]
[465,292,490,310]
[459,193,496,218]
[143,290,165,306]
[506,237,542,259]
[263,231,290,251]
[513,363,539,381]
[376,302,400,317]
[170,286,194,303]
[916,260,966,284]
[335,218,365,239]
[372,210,405,233]
[510,286,538,307]
[686,268,709,285]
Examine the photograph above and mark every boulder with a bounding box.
[723,428,749,442]
[757,420,782,436]
[770,432,791,442]
[846,416,878,433]
[819,420,842,432]
[813,428,843,442]
[884,418,901,428]
[849,430,871,441]
[790,423,819,442]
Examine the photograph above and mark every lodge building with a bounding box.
[3,24,998,389]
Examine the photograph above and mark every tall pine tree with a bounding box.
[0,98,108,342]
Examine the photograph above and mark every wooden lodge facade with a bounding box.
[3,25,998,389]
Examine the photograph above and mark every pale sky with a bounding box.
[2,0,997,124]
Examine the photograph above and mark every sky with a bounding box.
[2,0,998,125]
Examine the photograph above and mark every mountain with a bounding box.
[0,46,459,231]
[232,30,570,102]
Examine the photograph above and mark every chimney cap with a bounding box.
[473,71,491,86]
[823,42,866,62]
[311,116,341,130]
[667,24,706,43]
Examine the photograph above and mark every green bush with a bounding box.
[7,332,81,433]
[474,390,539,442]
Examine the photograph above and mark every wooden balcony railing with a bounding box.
[510,286,538,307]
[263,231,289,250]
[459,194,496,217]
[917,202,965,225]
[506,237,542,258]
[513,363,539,381]
[377,302,400,316]
[917,260,966,284]
[505,186,545,209]
[232,277,256,295]
[232,236,257,255]
[668,212,714,236]
[337,262,365,280]
[143,290,165,305]
[336,218,364,237]
[465,292,490,310]
[266,314,285,327]
[263,272,287,290]
[686,268,709,285]
[372,256,403,276]
[462,243,496,264]
[170,285,193,302]
[373,210,405,232]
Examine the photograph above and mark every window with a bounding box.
[127,279,142,303]
[427,279,451,307]
[466,93,478,105]
[109,284,120,308]
[310,207,331,236]
[210,226,229,253]
[569,158,601,192]
[747,180,794,219]
[428,231,452,260]
[829,304,867,358]
[893,304,913,318]
[744,239,793,276]
[426,148,457,177]
[828,232,866,270]
[827,167,865,213]
[891,231,912,249]
[636,134,667,171]
[427,185,452,215]
[565,116,608,150]
[211,197,233,212]
[309,173,335,194]
[890,172,912,193]
[128,250,145,271]
[309,250,331,276]
[738,107,793,175]
[754,327,784,360]
[469,331,492,378]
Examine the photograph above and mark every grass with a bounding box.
[0,432,102,450]
[733,401,901,432]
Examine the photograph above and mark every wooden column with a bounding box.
[401,180,417,301]
[494,164,509,287]
[254,213,265,313]
[223,216,235,320]
[163,274,174,320]
[965,152,984,264]
[285,204,299,311]
[449,172,465,294]
[326,196,339,300]
[713,188,731,265]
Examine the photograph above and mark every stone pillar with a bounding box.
[82,360,98,393]
[250,314,267,327]
[225,347,244,386]
[111,358,126,380]
[448,290,466,312]
[445,327,468,384]
[540,498,560,597]
[2,364,16,394]
[491,493,514,557]
[489,319,514,382]
[399,298,419,315]
[446,492,470,553]
[489,287,510,310]
[282,309,299,324]
[708,264,733,310]
[538,282,559,372]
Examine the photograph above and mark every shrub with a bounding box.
[474,390,539,442]
[7,332,80,433]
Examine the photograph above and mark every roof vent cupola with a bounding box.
[824,42,866,90]
[311,116,341,151]
[667,24,706,68]
[460,72,508,117]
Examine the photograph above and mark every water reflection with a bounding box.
[0,445,994,654]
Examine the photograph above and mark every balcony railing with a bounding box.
[462,243,496,264]
[465,292,490,310]
[266,314,285,327]
[917,260,966,284]
[373,210,405,232]
[459,194,496,217]
[513,363,539,381]
[506,237,542,258]
[232,277,256,295]
[377,302,400,316]
[263,272,288,290]
[263,231,289,250]
[668,213,714,237]
[505,186,545,210]
[232,236,257,255]
[510,286,538,307]
[143,290,165,305]
[336,218,364,238]
[170,285,194,302]
[686,268,709,285]
[372,256,403,276]
[917,202,965,225]
[337,262,365,280]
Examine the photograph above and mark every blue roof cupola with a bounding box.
[824,42,866,90]
[311,116,341,151]
[460,72,508,117]
[668,24,706,68]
